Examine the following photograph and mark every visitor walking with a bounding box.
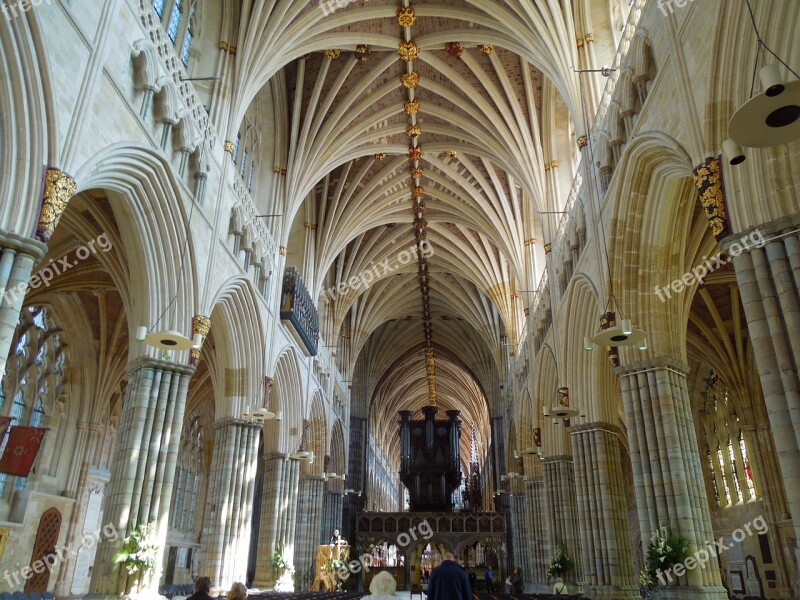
[511,568,524,595]
[468,570,477,596]
[427,553,471,600]
[485,566,494,593]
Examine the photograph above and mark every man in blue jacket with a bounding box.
[427,553,471,600]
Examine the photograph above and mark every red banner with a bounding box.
[0,426,47,477]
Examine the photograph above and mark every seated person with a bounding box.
[363,571,398,600]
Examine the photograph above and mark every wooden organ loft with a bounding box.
[398,406,463,511]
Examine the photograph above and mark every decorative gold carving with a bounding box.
[524,238,536,246]
[577,135,589,149]
[409,147,423,161]
[273,166,281,173]
[584,33,595,43]
[404,99,420,115]
[407,124,422,138]
[193,315,211,337]
[374,153,386,161]
[550,160,559,168]
[412,186,424,198]
[544,162,552,171]
[411,167,424,178]
[304,222,317,230]
[280,168,287,176]
[524,307,530,316]
[693,157,729,238]
[479,44,495,55]
[279,246,287,256]
[228,46,237,56]
[219,41,229,51]
[558,386,570,407]
[576,38,585,48]
[397,6,416,27]
[224,141,236,155]
[354,44,371,61]
[447,150,459,158]
[544,243,552,253]
[37,168,76,242]
[399,41,420,61]
[400,72,420,88]
[445,42,464,57]
[324,49,341,59]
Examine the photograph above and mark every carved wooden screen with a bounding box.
[24,507,62,593]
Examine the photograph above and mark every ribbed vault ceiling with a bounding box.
[236,0,584,476]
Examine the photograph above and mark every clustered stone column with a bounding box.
[615,358,727,600]
[90,358,195,596]
[253,453,300,588]
[722,223,800,565]
[524,477,550,591]
[570,422,638,600]
[542,456,583,587]
[0,231,47,376]
[320,485,343,545]
[509,490,531,581]
[54,422,106,595]
[293,474,325,590]
[201,419,261,591]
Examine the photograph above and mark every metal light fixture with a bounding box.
[726,2,800,164]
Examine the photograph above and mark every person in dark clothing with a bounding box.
[485,566,494,593]
[187,577,214,600]
[427,553,471,600]
[468,570,477,596]
[511,567,524,595]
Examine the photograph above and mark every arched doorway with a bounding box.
[25,507,62,593]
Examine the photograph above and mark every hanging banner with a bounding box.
[0,426,47,477]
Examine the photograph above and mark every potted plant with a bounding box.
[113,522,160,595]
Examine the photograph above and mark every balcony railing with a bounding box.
[280,267,320,356]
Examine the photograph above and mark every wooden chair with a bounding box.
[410,583,424,600]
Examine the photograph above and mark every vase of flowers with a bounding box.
[548,545,574,580]
[272,544,295,591]
[113,523,159,595]
[639,524,691,596]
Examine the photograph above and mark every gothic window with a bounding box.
[699,371,757,506]
[0,306,67,498]
[170,414,204,533]
[154,0,196,67]
[232,122,260,193]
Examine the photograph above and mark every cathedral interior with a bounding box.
[0,0,799,599]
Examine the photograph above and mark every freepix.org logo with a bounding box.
[654,229,765,302]
[1,0,53,21]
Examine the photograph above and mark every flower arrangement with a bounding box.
[113,523,159,592]
[639,524,692,594]
[548,545,574,579]
[272,543,295,577]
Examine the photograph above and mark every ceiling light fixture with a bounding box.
[725,0,800,164]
